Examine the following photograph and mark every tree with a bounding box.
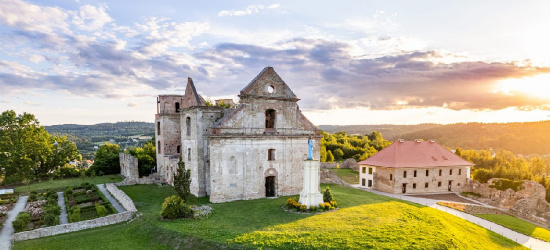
[320,146,327,162]
[333,148,344,161]
[0,110,51,184]
[174,157,191,202]
[326,150,334,162]
[323,186,334,202]
[127,141,156,177]
[90,143,120,175]
[40,136,80,177]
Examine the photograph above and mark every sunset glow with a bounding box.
[495,74,550,100]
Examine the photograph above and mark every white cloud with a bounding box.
[218,4,278,17]
[0,0,71,34]
[24,101,41,106]
[72,4,114,31]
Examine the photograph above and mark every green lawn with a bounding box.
[477,214,550,242]
[330,168,359,184]
[14,175,123,193]
[14,184,525,249]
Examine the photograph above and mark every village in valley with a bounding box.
[1,0,550,249]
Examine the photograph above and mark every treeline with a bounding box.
[321,120,550,155]
[320,131,392,162]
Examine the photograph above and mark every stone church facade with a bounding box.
[155,67,320,203]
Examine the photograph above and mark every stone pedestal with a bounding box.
[299,160,324,208]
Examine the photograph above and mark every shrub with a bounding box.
[323,186,334,202]
[12,212,31,232]
[81,182,93,189]
[319,203,325,210]
[70,206,81,222]
[489,179,525,192]
[66,189,73,196]
[86,190,93,195]
[330,200,338,208]
[300,205,307,212]
[46,197,57,206]
[44,212,58,226]
[324,202,331,211]
[473,169,493,183]
[46,190,57,199]
[310,206,318,212]
[286,198,301,209]
[95,203,108,217]
[45,204,61,216]
[162,195,191,219]
[29,192,37,202]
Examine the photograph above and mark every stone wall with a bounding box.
[321,163,337,169]
[119,153,139,183]
[467,178,550,226]
[12,184,137,242]
[106,183,137,211]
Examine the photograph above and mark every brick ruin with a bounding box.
[155,67,320,203]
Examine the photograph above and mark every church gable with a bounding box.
[182,77,206,108]
[239,67,298,100]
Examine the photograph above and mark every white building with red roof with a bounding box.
[357,139,474,194]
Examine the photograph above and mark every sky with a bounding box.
[1,0,550,126]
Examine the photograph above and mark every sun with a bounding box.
[495,74,550,100]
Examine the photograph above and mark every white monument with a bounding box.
[298,138,324,208]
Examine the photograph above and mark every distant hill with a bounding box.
[45,122,155,158]
[320,120,550,155]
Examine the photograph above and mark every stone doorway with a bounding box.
[265,176,276,197]
[448,180,452,191]
[402,183,407,193]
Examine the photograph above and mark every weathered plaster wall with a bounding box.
[119,153,138,183]
[209,137,314,203]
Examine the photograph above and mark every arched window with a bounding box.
[175,102,180,113]
[229,156,236,174]
[186,117,191,136]
[265,109,276,128]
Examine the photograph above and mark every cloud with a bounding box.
[218,4,279,17]
[24,101,40,106]
[127,103,138,107]
[72,4,114,31]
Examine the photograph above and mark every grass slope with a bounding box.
[14,184,525,249]
[330,168,359,184]
[14,175,123,193]
[477,214,550,242]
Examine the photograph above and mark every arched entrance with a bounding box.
[265,176,276,197]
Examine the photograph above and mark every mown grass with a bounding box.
[329,168,359,184]
[477,214,550,242]
[14,184,525,249]
[14,175,123,193]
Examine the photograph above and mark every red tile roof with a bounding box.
[357,140,474,168]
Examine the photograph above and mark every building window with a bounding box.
[414,170,417,177]
[458,183,461,186]
[157,141,161,154]
[425,183,429,188]
[426,170,429,176]
[186,117,191,136]
[187,148,191,161]
[157,122,161,135]
[413,183,417,189]
[368,180,372,187]
[403,171,407,178]
[390,174,393,181]
[177,145,181,154]
[268,149,276,161]
[439,169,442,176]
[438,181,442,187]
[368,167,373,175]
[175,102,180,113]
[229,156,236,174]
[265,109,276,128]
[362,178,366,186]
[459,169,462,175]
[362,167,366,174]
[450,169,453,175]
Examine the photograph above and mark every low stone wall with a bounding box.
[106,183,137,211]
[12,211,135,241]
[321,162,337,169]
[12,184,138,242]
[320,169,351,187]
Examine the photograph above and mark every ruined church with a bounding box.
[155,67,320,203]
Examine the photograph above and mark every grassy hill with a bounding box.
[321,120,550,155]
[45,122,154,159]
[14,184,524,249]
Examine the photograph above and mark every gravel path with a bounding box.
[407,193,480,205]
[57,192,68,224]
[96,184,125,213]
[0,196,28,250]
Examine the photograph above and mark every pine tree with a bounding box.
[174,157,192,202]
[323,186,333,202]
[326,150,334,162]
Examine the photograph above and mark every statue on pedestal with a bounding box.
[307,136,313,160]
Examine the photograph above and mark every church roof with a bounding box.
[182,77,206,108]
[239,67,298,100]
[358,140,474,168]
